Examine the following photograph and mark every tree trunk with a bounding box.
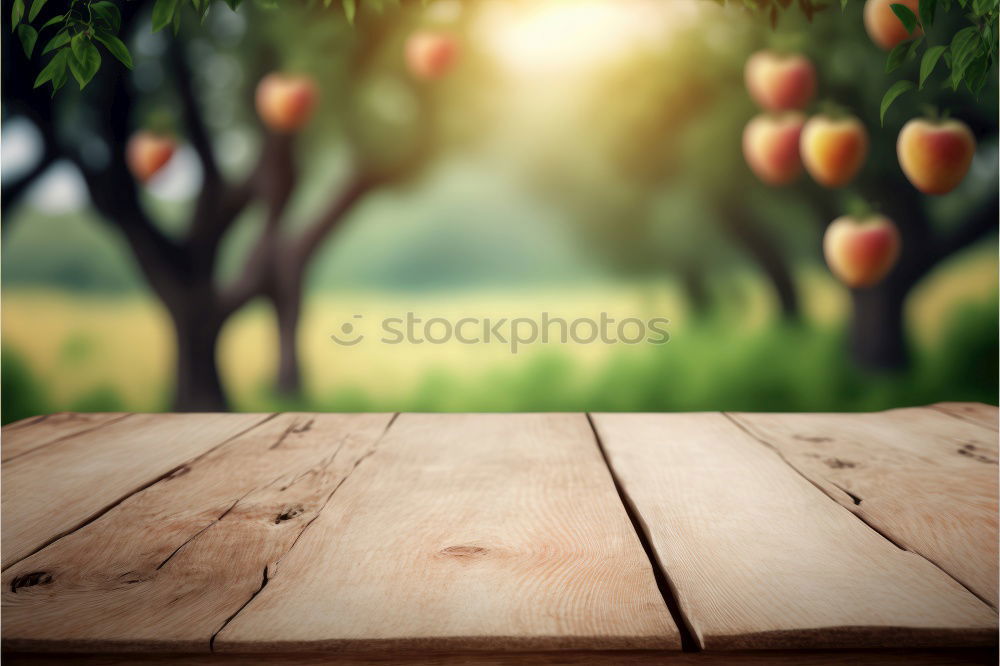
[270,269,305,398]
[848,284,908,371]
[170,307,228,411]
[718,205,800,320]
[680,265,711,318]
[273,294,303,397]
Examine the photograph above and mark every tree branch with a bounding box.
[167,36,222,186]
[219,133,298,315]
[289,173,377,267]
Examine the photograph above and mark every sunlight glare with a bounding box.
[482,1,702,76]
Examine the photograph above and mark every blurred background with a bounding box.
[2,0,997,421]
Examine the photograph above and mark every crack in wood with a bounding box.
[206,413,400,652]
[270,418,316,450]
[209,565,269,652]
[585,413,700,653]
[10,571,52,593]
[722,412,998,611]
[930,404,999,431]
[830,482,863,506]
[0,414,279,574]
[2,414,134,464]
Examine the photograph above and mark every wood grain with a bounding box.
[591,412,998,650]
[214,413,679,653]
[1,413,394,653]
[730,407,999,607]
[1,413,273,569]
[2,413,131,462]
[4,648,998,665]
[931,403,999,432]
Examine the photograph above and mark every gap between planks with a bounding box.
[719,411,997,612]
[1,414,280,574]
[207,412,400,652]
[584,413,700,653]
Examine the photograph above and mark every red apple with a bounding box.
[126,131,176,183]
[801,114,869,188]
[743,112,806,185]
[864,0,922,51]
[744,50,817,112]
[255,73,318,133]
[405,31,458,80]
[823,215,901,288]
[897,118,976,195]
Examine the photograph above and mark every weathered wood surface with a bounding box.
[730,406,999,607]
[932,402,999,431]
[1,413,130,463]
[3,648,998,665]
[214,413,679,652]
[2,413,394,652]
[2,405,997,663]
[591,411,997,650]
[1,413,272,568]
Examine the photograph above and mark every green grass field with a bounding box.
[3,247,996,422]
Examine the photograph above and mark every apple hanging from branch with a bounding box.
[801,113,869,188]
[897,117,976,195]
[405,31,459,80]
[255,73,319,133]
[864,0,922,51]
[126,131,177,183]
[744,50,817,112]
[823,215,902,288]
[743,112,807,185]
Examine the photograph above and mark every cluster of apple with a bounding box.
[742,0,977,289]
[126,31,458,185]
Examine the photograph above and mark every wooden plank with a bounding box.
[3,648,998,665]
[1,413,394,653]
[931,403,999,432]
[2,413,132,462]
[214,413,679,653]
[591,412,998,651]
[731,407,999,607]
[1,413,272,570]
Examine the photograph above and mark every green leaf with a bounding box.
[68,39,101,89]
[95,28,132,68]
[27,0,46,22]
[39,13,63,29]
[12,0,25,30]
[885,39,911,72]
[34,47,68,88]
[342,0,356,24]
[42,29,69,54]
[17,23,38,58]
[70,32,89,61]
[880,79,915,125]
[919,44,947,88]
[152,0,179,32]
[918,0,937,28]
[948,26,980,89]
[889,3,918,33]
[90,1,121,32]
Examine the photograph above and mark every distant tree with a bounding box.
[4,0,449,409]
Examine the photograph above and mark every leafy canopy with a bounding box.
[12,0,999,115]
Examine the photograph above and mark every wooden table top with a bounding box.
[1,404,997,664]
